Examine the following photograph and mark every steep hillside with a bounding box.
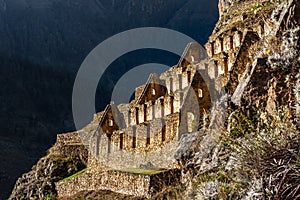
[177,0,300,199]
[10,0,300,199]
[0,0,219,199]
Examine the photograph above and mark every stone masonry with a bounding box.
[55,6,279,195]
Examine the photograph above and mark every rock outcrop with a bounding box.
[176,0,300,199]
[9,132,88,199]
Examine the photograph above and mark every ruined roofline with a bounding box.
[92,41,210,137]
[136,73,164,105]
[136,73,155,105]
[176,42,207,69]
[177,42,194,68]
[98,104,111,127]
[219,0,271,18]
[94,102,126,137]
[92,104,111,138]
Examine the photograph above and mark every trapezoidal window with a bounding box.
[146,125,150,146]
[108,119,114,127]
[198,89,203,98]
[132,128,137,148]
[211,42,214,56]
[170,96,174,114]
[220,38,224,52]
[230,36,234,49]
[152,88,156,96]
[224,57,228,74]
[120,133,124,150]
[162,124,166,142]
[135,107,139,124]
[144,104,147,122]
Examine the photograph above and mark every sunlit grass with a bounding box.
[60,168,87,182]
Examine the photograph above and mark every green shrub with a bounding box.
[44,193,56,200]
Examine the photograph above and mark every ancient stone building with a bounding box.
[85,42,218,170]
[53,0,300,198]
[68,0,277,173]
[205,0,276,90]
[84,1,279,170]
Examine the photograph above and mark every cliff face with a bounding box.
[177,0,300,199]
[9,132,88,199]
[10,0,300,199]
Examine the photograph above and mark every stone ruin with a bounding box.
[87,13,273,171]
[85,42,220,171]
[54,13,272,174]
[58,5,275,171]
[55,0,299,197]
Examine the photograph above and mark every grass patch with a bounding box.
[44,193,56,200]
[67,142,83,146]
[116,168,166,175]
[60,168,87,182]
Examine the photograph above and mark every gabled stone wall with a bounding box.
[87,56,222,170]
[88,113,180,169]
[85,42,221,171]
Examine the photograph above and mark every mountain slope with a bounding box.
[0,0,219,199]
[9,0,300,199]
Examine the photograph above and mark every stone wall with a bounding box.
[52,132,88,159]
[56,132,82,145]
[85,56,221,170]
[88,114,180,169]
[135,85,145,100]
[115,64,200,129]
[177,42,207,70]
[84,42,221,171]
[206,32,236,58]
[56,169,181,198]
[205,1,273,81]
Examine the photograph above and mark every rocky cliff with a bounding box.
[9,132,88,199]
[10,0,300,199]
[176,0,300,199]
